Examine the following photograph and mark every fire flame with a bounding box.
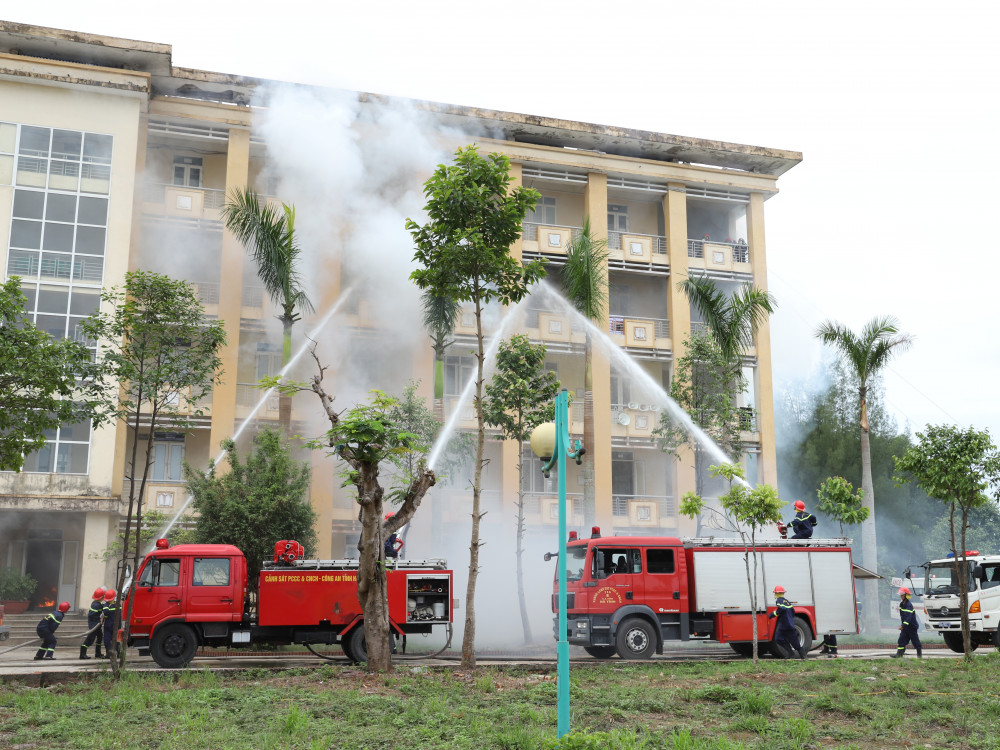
[41,599,55,608]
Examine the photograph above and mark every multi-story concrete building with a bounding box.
[0,22,800,611]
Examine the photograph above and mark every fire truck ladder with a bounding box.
[262,558,450,570]
[682,538,852,548]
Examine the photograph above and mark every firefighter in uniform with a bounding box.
[820,634,838,658]
[102,589,118,659]
[789,501,818,539]
[891,587,922,658]
[384,513,404,560]
[80,587,106,659]
[34,602,71,660]
[768,585,805,660]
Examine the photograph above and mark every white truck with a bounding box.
[907,551,1000,652]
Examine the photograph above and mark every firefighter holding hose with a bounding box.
[80,587,106,660]
[34,601,71,660]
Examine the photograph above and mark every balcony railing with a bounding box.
[608,231,667,255]
[609,316,670,338]
[188,283,265,308]
[521,222,583,245]
[144,182,227,210]
[612,494,676,518]
[687,238,750,263]
[739,407,758,432]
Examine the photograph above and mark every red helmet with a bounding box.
[794,500,806,510]
[58,602,71,613]
[104,589,116,601]
[384,512,394,520]
[899,587,911,597]
[92,587,106,599]
[773,585,786,594]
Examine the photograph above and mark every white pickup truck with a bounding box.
[907,551,1000,652]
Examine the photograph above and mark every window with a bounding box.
[444,356,475,397]
[647,548,675,574]
[255,351,282,380]
[151,437,185,482]
[172,156,203,188]
[528,195,556,224]
[193,558,230,587]
[137,558,181,587]
[608,204,628,232]
[594,547,640,578]
[19,419,91,474]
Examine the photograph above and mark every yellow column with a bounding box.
[664,183,696,516]
[209,128,249,454]
[746,191,777,486]
[80,512,112,608]
[584,173,613,530]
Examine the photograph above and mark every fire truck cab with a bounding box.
[550,530,864,659]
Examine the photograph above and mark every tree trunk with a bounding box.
[356,466,392,673]
[859,424,880,636]
[515,451,532,644]
[582,333,595,527]
[958,506,973,659]
[462,295,486,670]
[431,352,445,551]
[279,317,293,433]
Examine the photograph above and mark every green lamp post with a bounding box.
[530,388,585,738]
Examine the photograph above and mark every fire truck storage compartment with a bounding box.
[407,574,449,621]
[691,547,856,633]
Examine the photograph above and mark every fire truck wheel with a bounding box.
[583,646,616,659]
[150,624,198,669]
[615,617,656,660]
[346,625,367,663]
[943,632,976,653]
[793,617,813,655]
[728,642,771,658]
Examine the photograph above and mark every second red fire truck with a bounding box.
[548,529,870,658]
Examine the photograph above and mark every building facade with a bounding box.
[0,22,800,610]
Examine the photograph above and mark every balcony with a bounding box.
[608,316,671,358]
[520,222,582,260]
[687,238,751,277]
[610,403,661,442]
[611,494,677,527]
[608,231,668,274]
[236,383,279,421]
[739,406,760,443]
[142,182,226,222]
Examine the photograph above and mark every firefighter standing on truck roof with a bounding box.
[769,585,806,660]
[789,500,818,540]
[80,587,106,660]
[891,587,922,659]
[34,602,71,660]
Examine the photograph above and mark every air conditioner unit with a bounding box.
[627,402,639,410]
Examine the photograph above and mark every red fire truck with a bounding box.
[125,539,454,668]
[549,530,870,659]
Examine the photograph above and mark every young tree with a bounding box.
[654,331,746,533]
[184,427,316,595]
[81,271,226,676]
[482,334,559,644]
[894,424,1000,658]
[561,217,609,527]
[680,463,785,665]
[816,476,869,536]
[222,187,314,430]
[407,145,545,669]
[816,315,912,635]
[285,354,435,673]
[0,277,107,471]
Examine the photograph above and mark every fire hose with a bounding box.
[0,621,104,657]
[304,623,454,662]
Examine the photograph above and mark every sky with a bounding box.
[10,1,1000,443]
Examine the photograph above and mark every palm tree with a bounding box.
[678,276,776,530]
[222,187,313,431]
[680,276,776,378]
[562,217,609,526]
[421,290,460,423]
[815,315,912,634]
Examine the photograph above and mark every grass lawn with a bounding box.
[2,655,999,749]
